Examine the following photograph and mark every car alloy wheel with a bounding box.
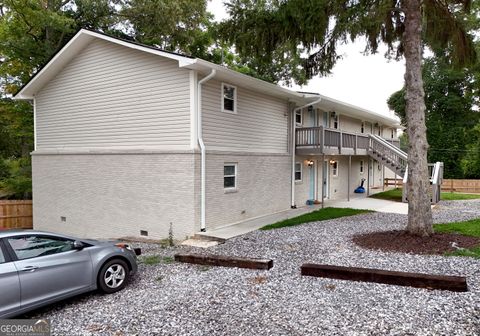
[98,259,129,293]
[104,264,126,289]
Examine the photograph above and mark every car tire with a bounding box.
[98,259,129,294]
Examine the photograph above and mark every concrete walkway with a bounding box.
[194,204,323,241]
[193,195,407,241]
[324,196,409,214]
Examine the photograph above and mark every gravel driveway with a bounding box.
[26,200,480,336]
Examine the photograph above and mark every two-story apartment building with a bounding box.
[15,30,401,240]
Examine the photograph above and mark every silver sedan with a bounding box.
[0,230,139,318]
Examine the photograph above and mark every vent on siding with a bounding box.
[140,230,148,237]
[60,216,66,222]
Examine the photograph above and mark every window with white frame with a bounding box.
[295,162,302,181]
[222,83,236,113]
[224,163,237,189]
[295,110,302,125]
[332,113,339,129]
[360,160,364,174]
[391,128,395,139]
[332,161,338,177]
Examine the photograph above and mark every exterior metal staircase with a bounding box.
[368,134,407,178]
[367,134,444,204]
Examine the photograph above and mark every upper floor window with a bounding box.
[222,83,237,113]
[295,110,302,125]
[391,128,395,139]
[224,163,237,190]
[361,122,365,134]
[331,112,339,129]
[295,162,302,181]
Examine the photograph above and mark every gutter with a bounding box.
[291,97,323,208]
[197,69,216,232]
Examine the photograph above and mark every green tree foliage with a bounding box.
[119,0,211,56]
[220,0,476,85]
[462,125,480,178]
[388,56,480,178]
[0,157,32,199]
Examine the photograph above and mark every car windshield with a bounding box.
[8,236,74,260]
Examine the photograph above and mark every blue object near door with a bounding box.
[354,178,366,193]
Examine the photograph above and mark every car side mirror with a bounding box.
[73,241,84,250]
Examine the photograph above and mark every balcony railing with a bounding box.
[295,126,400,154]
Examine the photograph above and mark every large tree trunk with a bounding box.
[403,0,433,236]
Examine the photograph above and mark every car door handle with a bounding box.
[21,266,39,272]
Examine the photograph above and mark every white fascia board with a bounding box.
[80,30,196,64]
[14,31,96,100]
[312,93,401,128]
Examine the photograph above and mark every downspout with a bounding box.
[291,97,322,208]
[197,69,216,231]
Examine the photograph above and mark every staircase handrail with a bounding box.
[369,134,408,161]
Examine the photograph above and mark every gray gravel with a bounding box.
[26,200,480,335]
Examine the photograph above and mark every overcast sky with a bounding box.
[207,0,405,118]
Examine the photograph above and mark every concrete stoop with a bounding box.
[181,234,226,248]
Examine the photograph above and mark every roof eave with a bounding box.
[182,59,307,103]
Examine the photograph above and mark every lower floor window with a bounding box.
[360,160,364,174]
[332,161,338,177]
[295,162,302,181]
[224,163,237,189]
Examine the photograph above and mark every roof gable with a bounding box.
[14,29,197,100]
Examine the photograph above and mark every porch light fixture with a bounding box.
[329,159,336,165]
[307,160,314,167]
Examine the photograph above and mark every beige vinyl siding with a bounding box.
[35,39,191,150]
[339,115,362,133]
[202,79,289,153]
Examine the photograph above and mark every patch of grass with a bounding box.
[155,275,164,282]
[370,188,480,202]
[369,188,403,202]
[159,238,175,248]
[162,256,175,264]
[440,192,480,200]
[433,219,480,237]
[141,255,161,265]
[197,265,211,272]
[140,255,176,265]
[434,219,480,259]
[260,207,373,230]
[444,247,480,259]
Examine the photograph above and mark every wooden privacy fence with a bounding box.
[442,179,480,193]
[384,178,480,194]
[0,200,33,230]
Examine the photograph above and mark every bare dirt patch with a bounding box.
[352,230,480,255]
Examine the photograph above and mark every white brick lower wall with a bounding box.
[204,152,291,230]
[32,153,197,240]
